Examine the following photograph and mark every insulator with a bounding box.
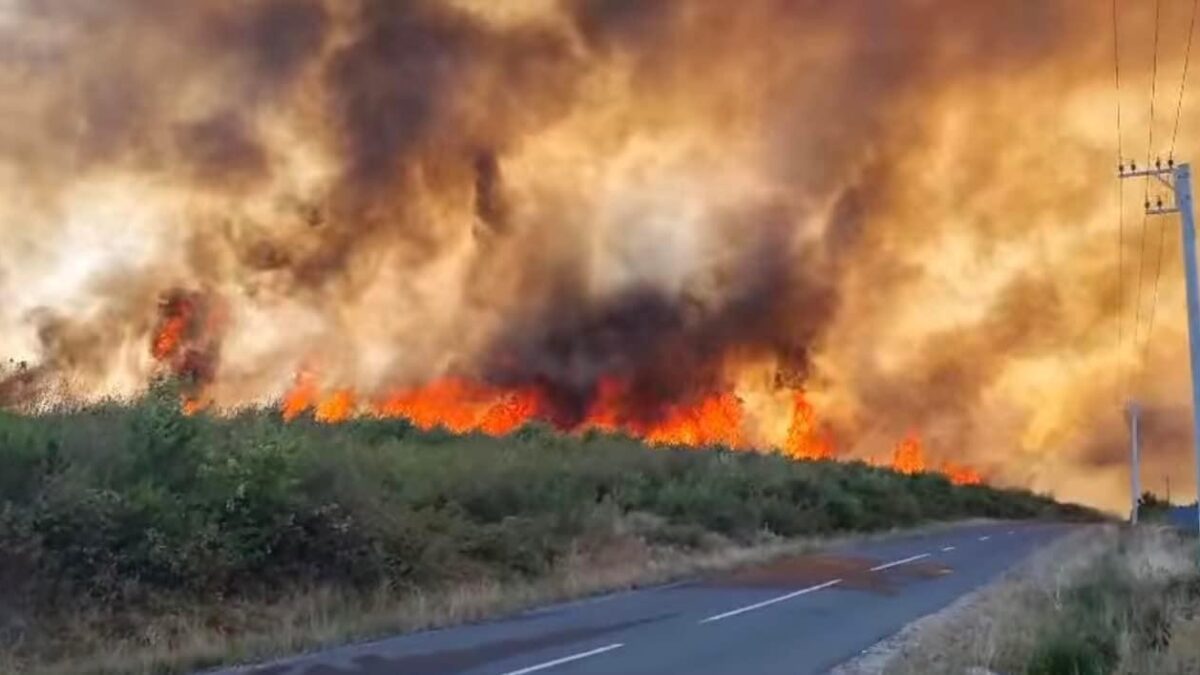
[1157,197,1164,208]
[1145,200,1152,209]
[1169,158,1176,168]
[1132,161,1139,171]
[1156,158,1163,169]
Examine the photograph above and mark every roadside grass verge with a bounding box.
[880,525,1200,675]
[0,385,1095,674]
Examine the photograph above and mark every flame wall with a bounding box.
[0,0,1196,510]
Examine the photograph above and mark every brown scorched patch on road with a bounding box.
[703,555,952,595]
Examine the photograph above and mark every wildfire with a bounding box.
[280,370,761,449]
[282,370,319,421]
[181,397,209,416]
[580,377,747,448]
[315,390,356,424]
[152,316,187,362]
[158,307,981,483]
[639,391,745,447]
[784,392,835,460]
[941,461,983,486]
[267,366,986,482]
[374,378,543,435]
[151,295,195,363]
[890,432,984,486]
[891,432,926,475]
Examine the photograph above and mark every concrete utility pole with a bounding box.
[1128,401,1141,524]
[1119,160,1200,536]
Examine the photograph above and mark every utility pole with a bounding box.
[1128,401,1141,524]
[1119,160,1200,537]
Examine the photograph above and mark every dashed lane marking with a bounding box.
[499,643,625,675]
[699,579,843,624]
[869,553,932,572]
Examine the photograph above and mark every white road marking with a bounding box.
[699,579,843,624]
[978,535,991,541]
[869,553,931,572]
[941,545,956,552]
[499,643,625,675]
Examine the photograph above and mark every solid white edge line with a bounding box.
[499,643,625,675]
[978,535,991,541]
[699,579,843,624]
[941,546,956,552]
[869,552,931,572]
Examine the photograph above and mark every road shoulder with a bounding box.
[831,525,1112,675]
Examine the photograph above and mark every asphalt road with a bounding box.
[223,521,1075,675]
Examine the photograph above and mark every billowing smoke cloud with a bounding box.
[1,0,1195,510]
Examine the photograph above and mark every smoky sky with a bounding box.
[0,0,1192,509]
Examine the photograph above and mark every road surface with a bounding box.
[222,521,1075,675]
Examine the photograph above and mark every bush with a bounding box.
[1025,630,1117,675]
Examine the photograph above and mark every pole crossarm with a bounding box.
[1119,166,1175,178]
[1119,165,1176,191]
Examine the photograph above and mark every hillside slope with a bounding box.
[0,387,1095,673]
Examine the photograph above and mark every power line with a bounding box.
[1114,0,1127,399]
[1171,0,1199,159]
[1145,0,1200,358]
[1144,205,1170,364]
[1134,0,1163,349]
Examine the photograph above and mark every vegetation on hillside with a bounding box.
[0,383,1093,673]
[1137,491,1175,522]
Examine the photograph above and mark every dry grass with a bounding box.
[840,525,1200,675]
[3,514,977,675]
[879,526,1116,674]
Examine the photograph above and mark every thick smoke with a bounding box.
[0,0,1194,509]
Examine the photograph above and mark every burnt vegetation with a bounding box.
[0,382,1095,673]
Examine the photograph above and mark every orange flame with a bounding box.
[282,370,319,421]
[315,390,355,424]
[940,460,983,486]
[641,391,745,447]
[152,316,188,362]
[151,295,195,363]
[891,432,926,475]
[181,397,209,416]
[784,391,835,460]
[580,377,745,447]
[275,368,985,486]
[374,378,543,434]
[891,432,984,485]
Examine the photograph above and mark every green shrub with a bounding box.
[1025,630,1118,675]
